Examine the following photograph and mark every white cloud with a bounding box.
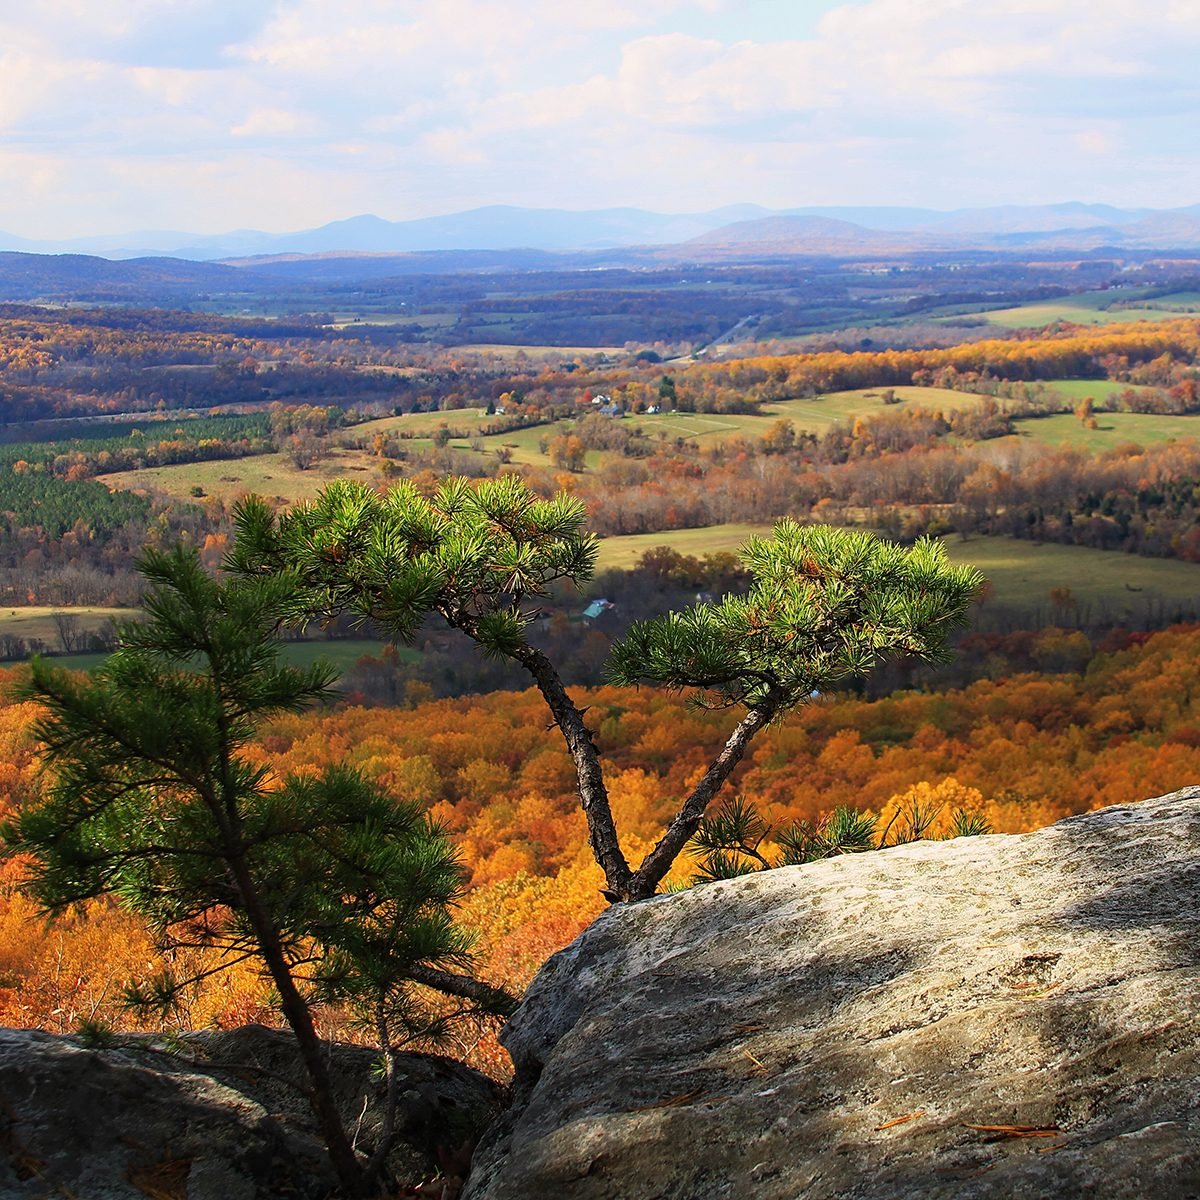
[231,107,321,138]
[1,0,1200,234]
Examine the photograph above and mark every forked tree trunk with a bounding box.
[510,637,778,903]
[627,703,775,899]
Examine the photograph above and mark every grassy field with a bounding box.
[595,524,775,570]
[1033,379,1154,403]
[764,386,986,430]
[97,379,1181,512]
[973,290,1200,329]
[102,446,384,504]
[625,410,755,444]
[1013,411,1200,451]
[353,409,497,437]
[595,524,1200,615]
[0,606,139,647]
[350,410,567,467]
[101,389,997,505]
[627,387,988,446]
[946,535,1200,617]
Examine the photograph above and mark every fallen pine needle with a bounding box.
[963,1124,1060,1139]
[743,1049,768,1074]
[874,1110,926,1131]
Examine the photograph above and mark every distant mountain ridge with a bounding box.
[7,201,1200,261]
[684,209,1200,255]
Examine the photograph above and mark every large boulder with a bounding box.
[0,1023,501,1198]
[466,789,1200,1199]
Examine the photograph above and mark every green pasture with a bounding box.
[946,534,1200,618]
[1012,411,1200,451]
[595,524,1200,616]
[594,523,775,571]
[99,387,997,506]
[353,409,496,438]
[1031,379,1154,403]
[352,409,565,466]
[973,289,1200,329]
[629,411,759,444]
[629,387,988,445]
[482,422,558,467]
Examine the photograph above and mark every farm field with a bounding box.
[595,523,774,570]
[596,524,1200,617]
[99,389,998,507]
[480,421,597,468]
[349,410,564,467]
[100,446,385,504]
[765,386,986,429]
[974,289,1200,329]
[623,410,755,444]
[942,534,1200,617]
[353,409,498,438]
[627,386,988,445]
[1032,379,1155,403]
[348,388,991,470]
[1012,411,1200,451]
[0,606,139,648]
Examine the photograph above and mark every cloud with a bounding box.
[1,0,1200,235]
[231,107,321,138]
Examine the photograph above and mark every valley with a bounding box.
[3,239,1200,1087]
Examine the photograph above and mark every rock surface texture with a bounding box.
[0,1024,500,1198]
[466,790,1200,1200]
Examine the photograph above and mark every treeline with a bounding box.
[668,319,1200,410]
[0,413,271,477]
[0,310,440,419]
[0,491,218,607]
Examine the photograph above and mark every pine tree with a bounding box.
[230,476,983,902]
[3,545,513,1198]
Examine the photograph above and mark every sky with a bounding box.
[1,0,1199,237]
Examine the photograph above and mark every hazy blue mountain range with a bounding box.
[6,202,1200,261]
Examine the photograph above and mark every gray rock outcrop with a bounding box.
[466,789,1200,1199]
[0,1023,501,1198]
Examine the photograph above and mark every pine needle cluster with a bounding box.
[688,794,993,885]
